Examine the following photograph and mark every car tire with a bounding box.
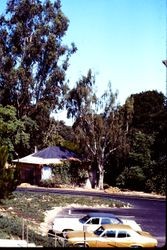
[62,229,73,237]
[47,229,55,237]
[62,229,73,232]
[74,243,88,247]
[130,245,142,248]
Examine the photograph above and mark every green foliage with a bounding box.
[39,161,88,188]
[116,131,154,191]
[144,157,166,196]
[1,191,129,217]
[52,162,72,185]
[0,105,31,159]
[104,91,166,195]
[0,215,56,247]
[127,91,167,195]
[0,0,77,151]
[131,90,165,134]
[0,145,8,169]
[129,131,154,168]
[42,119,79,153]
[0,0,77,114]
[0,145,20,200]
[116,166,146,191]
[50,161,88,186]
[0,216,22,238]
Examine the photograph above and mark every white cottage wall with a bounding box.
[41,165,52,180]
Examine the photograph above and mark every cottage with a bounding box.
[13,146,80,185]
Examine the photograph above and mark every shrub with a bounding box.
[0,215,56,247]
[39,161,89,187]
[0,146,20,200]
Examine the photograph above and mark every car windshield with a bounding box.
[94,226,105,236]
[137,231,146,236]
[101,217,122,224]
[79,215,91,224]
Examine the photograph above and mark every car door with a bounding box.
[84,217,100,231]
[114,230,133,247]
[96,230,117,248]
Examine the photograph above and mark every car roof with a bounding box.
[101,224,133,230]
[86,212,118,218]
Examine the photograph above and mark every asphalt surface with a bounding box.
[17,187,166,248]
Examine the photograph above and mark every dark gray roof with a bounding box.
[13,146,80,165]
[33,146,78,160]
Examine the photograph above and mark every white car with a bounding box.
[50,212,142,235]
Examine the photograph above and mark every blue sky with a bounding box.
[0,0,166,124]
[60,0,166,101]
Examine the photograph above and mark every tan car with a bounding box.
[63,224,158,248]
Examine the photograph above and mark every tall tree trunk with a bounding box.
[97,164,104,190]
[89,167,97,188]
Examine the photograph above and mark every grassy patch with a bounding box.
[1,191,130,222]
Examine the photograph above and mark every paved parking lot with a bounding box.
[17,186,166,247]
[55,197,166,248]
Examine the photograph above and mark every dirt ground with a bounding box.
[18,182,165,199]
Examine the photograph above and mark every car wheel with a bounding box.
[56,232,64,237]
[62,229,73,232]
[74,243,88,247]
[47,229,55,237]
[130,245,142,248]
[62,229,73,237]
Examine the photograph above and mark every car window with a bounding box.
[94,226,105,236]
[110,218,122,224]
[117,231,130,238]
[87,218,100,224]
[102,230,116,238]
[101,218,111,224]
[79,215,90,224]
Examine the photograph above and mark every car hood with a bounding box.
[52,217,81,231]
[138,231,157,239]
[121,219,142,231]
[53,217,80,224]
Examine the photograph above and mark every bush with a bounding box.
[39,161,89,188]
[0,146,20,200]
[38,179,58,188]
[0,215,57,247]
[116,166,146,191]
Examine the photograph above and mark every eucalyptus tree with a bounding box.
[0,104,33,159]
[43,118,78,152]
[130,90,166,134]
[116,130,154,191]
[0,0,77,149]
[128,90,167,195]
[66,70,133,189]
